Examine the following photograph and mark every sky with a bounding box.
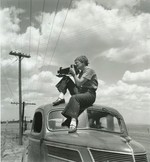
[1,0,150,124]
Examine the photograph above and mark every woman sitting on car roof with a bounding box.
[52,55,98,133]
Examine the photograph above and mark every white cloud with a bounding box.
[96,0,140,9]
[23,71,60,91]
[1,1,150,65]
[0,7,24,50]
[96,80,150,110]
[96,80,150,123]
[21,71,60,105]
[122,69,150,83]
[0,7,22,34]
[100,12,150,63]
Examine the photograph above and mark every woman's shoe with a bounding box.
[68,119,78,133]
[52,98,65,106]
[61,118,71,127]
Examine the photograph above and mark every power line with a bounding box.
[41,0,60,68]
[1,46,17,99]
[17,0,23,51]
[29,0,47,102]
[1,69,15,99]
[58,16,136,42]
[35,0,73,96]
[44,15,140,56]
[29,0,32,55]
[49,0,73,65]
[32,0,73,100]
[32,0,61,102]
[35,0,46,67]
[24,0,33,103]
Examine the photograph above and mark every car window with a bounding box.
[87,110,121,133]
[32,112,42,133]
[48,110,87,130]
[48,111,64,130]
[48,110,121,133]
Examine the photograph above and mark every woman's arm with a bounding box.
[69,67,87,87]
[73,75,87,87]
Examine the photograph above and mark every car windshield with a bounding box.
[47,109,122,133]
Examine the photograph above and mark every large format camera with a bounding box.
[57,64,79,77]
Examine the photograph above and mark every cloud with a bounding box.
[1,1,150,66]
[99,12,150,63]
[0,7,24,50]
[96,0,140,10]
[96,80,150,123]
[22,71,60,93]
[0,7,22,34]
[122,69,150,84]
[1,1,150,123]
[96,80,150,110]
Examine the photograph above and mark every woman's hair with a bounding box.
[75,55,89,66]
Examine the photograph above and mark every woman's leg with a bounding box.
[62,92,96,132]
[55,76,72,94]
[53,76,78,106]
[62,92,95,119]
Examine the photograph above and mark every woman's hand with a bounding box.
[70,66,88,87]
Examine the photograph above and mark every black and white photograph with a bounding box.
[1,0,150,161]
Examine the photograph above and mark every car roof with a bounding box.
[36,103,123,119]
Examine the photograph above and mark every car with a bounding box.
[22,103,149,162]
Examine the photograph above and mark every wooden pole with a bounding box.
[22,102,25,136]
[11,101,36,143]
[9,51,30,145]
[19,56,22,145]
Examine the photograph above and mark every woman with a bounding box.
[52,56,98,133]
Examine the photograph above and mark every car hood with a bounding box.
[45,130,145,154]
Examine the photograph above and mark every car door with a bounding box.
[28,110,44,162]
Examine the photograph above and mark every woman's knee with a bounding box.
[70,95,80,103]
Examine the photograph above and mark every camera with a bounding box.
[57,64,79,77]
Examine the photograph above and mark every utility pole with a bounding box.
[22,102,36,134]
[9,51,30,145]
[11,101,36,143]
